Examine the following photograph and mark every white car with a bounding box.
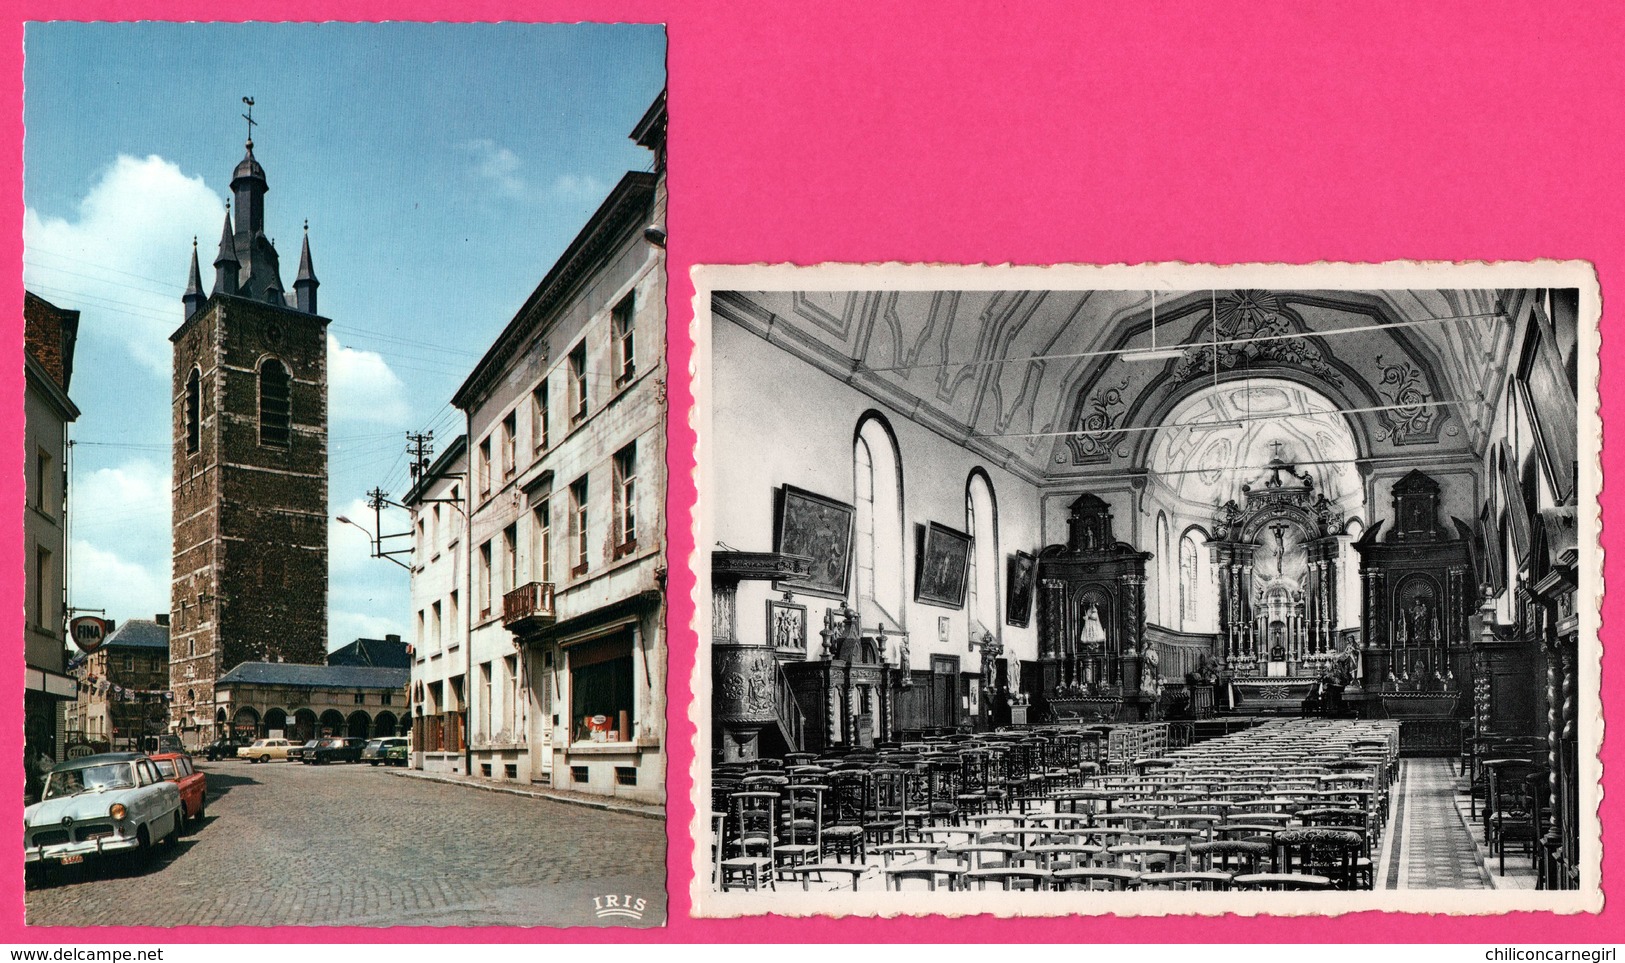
[236,738,295,762]
[24,753,183,868]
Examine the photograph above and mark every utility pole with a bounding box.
[406,431,434,481]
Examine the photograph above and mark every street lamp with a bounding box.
[336,514,411,569]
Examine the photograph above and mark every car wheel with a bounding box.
[196,793,206,821]
[370,761,380,766]
[260,754,271,763]
[166,810,183,843]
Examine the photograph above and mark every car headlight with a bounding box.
[109,803,127,820]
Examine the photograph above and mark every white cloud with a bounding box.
[462,138,531,200]
[25,155,224,377]
[547,172,607,204]
[69,540,169,625]
[328,333,411,426]
[460,140,606,208]
[68,458,172,621]
[329,610,402,651]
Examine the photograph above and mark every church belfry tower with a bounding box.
[169,112,329,739]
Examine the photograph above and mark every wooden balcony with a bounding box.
[502,582,556,636]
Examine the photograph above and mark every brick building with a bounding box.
[169,131,329,747]
[64,616,171,751]
[24,292,81,795]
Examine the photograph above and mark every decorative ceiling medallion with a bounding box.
[1168,290,1343,388]
[1067,378,1130,464]
[1372,354,1443,445]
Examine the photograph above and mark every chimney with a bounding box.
[386,634,401,644]
[155,614,170,627]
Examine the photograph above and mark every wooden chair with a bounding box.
[1274,828,1363,890]
[821,772,869,864]
[885,864,966,891]
[1487,759,1543,875]
[1054,867,1141,891]
[720,791,777,891]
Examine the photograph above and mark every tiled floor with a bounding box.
[1385,758,1492,889]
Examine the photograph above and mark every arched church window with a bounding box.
[185,367,201,453]
[853,414,903,620]
[1179,533,1199,630]
[967,471,998,637]
[1156,512,1171,625]
[259,358,292,448]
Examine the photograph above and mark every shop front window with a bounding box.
[571,633,634,744]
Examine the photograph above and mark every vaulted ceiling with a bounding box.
[721,287,1513,486]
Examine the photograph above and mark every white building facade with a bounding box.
[410,93,666,803]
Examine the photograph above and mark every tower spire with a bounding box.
[183,236,206,319]
[294,219,319,314]
[211,201,239,297]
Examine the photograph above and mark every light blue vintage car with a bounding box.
[24,752,183,867]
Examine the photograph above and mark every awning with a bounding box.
[26,667,78,700]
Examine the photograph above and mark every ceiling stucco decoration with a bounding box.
[1144,379,1364,515]
[1072,378,1131,463]
[715,285,1502,486]
[1372,353,1441,445]
[1167,291,1343,389]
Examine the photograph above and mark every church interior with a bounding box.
[706,285,1588,894]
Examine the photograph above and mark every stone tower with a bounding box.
[169,129,328,740]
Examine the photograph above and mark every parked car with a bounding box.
[148,752,207,823]
[202,736,246,762]
[23,753,183,870]
[363,737,409,766]
[309,737,367,765]
[140,734,184,755]
[382,740,409,767]
[288,739,321,764]
[236,738,295,763]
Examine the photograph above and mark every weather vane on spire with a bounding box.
[241,96,257,148]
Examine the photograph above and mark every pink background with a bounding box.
[2,0,1620,943]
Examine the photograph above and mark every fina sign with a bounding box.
[69,616,111,653]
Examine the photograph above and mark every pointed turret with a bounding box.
[183,237,207,319]
[212,204,239,296]
[294,220,318,314]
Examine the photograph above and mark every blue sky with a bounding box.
[23,22,666,648]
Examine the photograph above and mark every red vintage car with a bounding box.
[148,752,207,823]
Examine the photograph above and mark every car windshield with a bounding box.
[43,763,135,798]
[153,759,177,778]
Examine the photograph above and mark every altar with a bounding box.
[1229,677,1317,714]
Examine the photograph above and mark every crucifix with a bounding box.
[241,96,257,147]
[1270,522,1287,575]
[1269,440,1284,461]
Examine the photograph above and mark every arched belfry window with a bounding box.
[259,358,292,448]
[966,471,999,638]
[185,367,201,454]
[854,414,903,620]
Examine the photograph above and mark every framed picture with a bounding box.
[772,484,855,599]
[1006,550,1037,628]
[766,597,807,652]
[915,521,972,608]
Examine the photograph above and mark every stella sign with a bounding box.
[69,616,111,653]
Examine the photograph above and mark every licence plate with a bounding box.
[57,855,83,865]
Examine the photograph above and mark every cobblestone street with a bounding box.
[25,759,667,928]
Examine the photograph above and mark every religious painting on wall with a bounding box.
[915,521,972,607]
[772,484,855,599]
[766,597,807,652]
[1006,550,1036,627]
